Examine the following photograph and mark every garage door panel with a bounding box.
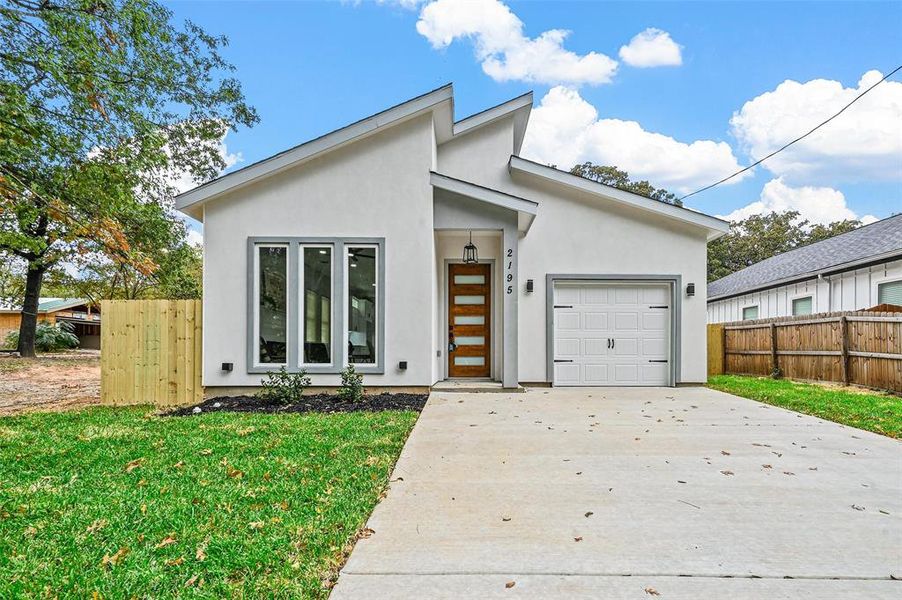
[583,364,609,384]
[584,312,608,330]
[614,312,639,331]
[553,281,671,387]
[555,338,580,357]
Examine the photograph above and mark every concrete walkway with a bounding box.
[332,387,902,598]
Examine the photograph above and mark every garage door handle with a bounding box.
[648,359,668,363]
[554,305,572,308]
[649,305,669,309]
[554,359,573,363]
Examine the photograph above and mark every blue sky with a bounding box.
[166,0,902,238]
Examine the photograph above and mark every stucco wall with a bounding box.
[202,114,436,388]
[707,258,902,323]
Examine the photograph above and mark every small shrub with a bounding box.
[4,321,79,352]
[257,367,310,404]
[337,364,364,402]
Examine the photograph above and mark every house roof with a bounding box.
[0,298,88,313]
[507,156,730,241]
[429,171,538,232]
[175,85,533,220]
[707,213,902,301]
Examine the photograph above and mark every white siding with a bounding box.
[707,258,902,322]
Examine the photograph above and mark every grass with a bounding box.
[0,406,418,598]
[708,375,902,438]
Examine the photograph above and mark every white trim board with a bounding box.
[508,156,729,240]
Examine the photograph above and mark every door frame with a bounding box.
[545,274,682,386]
[443,259,497,380]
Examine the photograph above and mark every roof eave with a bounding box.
[450,91,534,152]
[508,156,730,237]
[430,171,539,233]
[175,84,455,219]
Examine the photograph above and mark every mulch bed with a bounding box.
[165,392,429,416]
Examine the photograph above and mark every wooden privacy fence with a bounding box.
[707,310,902,394]
[101,300,202,406]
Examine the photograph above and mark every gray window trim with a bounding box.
[791,295,813,316]
[247,237,385,375]
[742,305,759,320]
[545,274,682,387]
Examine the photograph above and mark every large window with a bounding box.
[791,296,813,316]
[301,246,332,365]
[255,245,288,365]
[878,280,902,306]
[249,238,383,374]
[346,246,378,365]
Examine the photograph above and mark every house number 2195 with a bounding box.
[506,248,514,294]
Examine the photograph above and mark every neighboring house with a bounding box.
[708,214,902,323]
[176,85,729,391]
[0,298,102,349]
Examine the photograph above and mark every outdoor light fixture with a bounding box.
[221,362,233,372]
[462,231,479,264]
[686,283,696,297]
[526,279,534,293]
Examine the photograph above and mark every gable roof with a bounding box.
[430,171,538,232]
[0,298,89,313]
[176,85,533,220]
[708,214,902,301]
[507,156,730,240]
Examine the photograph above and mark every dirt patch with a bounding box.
[0,351,100,415]
[165,392,429,417]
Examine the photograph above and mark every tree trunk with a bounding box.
[17,263,46,358]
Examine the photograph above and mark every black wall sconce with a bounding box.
[526,279,534,293]
[398,361,408,370]
[686,283,696,297]
[221,362,233,372]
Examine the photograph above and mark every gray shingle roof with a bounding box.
[707,214,902,300]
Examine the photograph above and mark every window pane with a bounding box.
[258,246,287,363]
[454,275,485,284]
[454,356,485,366]
[454,315,485,325]
[348,247,377,364]
[455,336,485,345]
[742,306,758,320]
[878,281,902,306]
[455,295,484,305]
[792,296,812,316]
[303,247,331,364]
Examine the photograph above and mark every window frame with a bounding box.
[876,277,902,306]
[251,242,290,368]
[742,305,759,321]
[791,295,814,316]
[247,237,384,375]
[298,244,337,370]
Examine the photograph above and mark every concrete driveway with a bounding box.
[332,387,902,599]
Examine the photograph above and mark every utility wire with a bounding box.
[680,64,902,202]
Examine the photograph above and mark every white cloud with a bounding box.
[618,28,682,68]
[730,70,902,183]
[165,134,242,196]
[415,0,618,86]
[185,226,204,247]
[718,177,878,225]
[522,86,748,193]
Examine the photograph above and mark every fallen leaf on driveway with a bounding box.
[783,471,795,476]
[645,587,660,596]
[502,517,511,522]
[852,505,865,511]
[505,581,516,589]
[762,464,772,469]
[574,536,582,542]
[721,450,731,456]
[358,527,375,538]
[720,470,734,476]
[584,511,593,518]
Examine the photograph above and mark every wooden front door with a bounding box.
[448,263,491,377]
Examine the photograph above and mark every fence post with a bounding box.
[840,316,850,385]
[770,322,780,378]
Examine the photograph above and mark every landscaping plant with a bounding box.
[257,367,311,404]
[338,364,364,402]
[4,320,79,352]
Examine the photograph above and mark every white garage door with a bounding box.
[553,282,671,386]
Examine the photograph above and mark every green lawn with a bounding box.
[0,406,418,598]
[708,375,902,438]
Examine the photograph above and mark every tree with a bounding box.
[0,0,257,355]
[570,162,682,206]
[707,211,862,282]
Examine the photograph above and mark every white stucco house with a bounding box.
[176,85,729,393]
[708,214,902,323]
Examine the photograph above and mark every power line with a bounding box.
[680,64,902,202]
